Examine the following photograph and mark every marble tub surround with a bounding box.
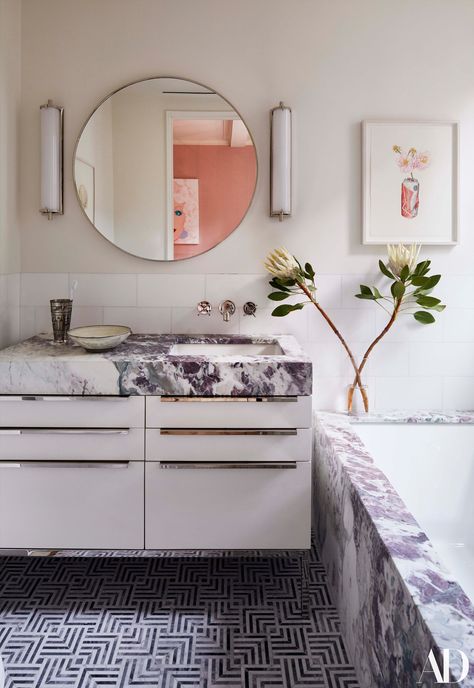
[313,412,474,688]
[0,333,312,396]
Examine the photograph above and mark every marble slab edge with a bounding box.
[0,333,312,396]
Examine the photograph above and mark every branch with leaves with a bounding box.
[265,245,446,413]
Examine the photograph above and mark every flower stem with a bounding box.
[297,280,368,411]
[350,298,402,396]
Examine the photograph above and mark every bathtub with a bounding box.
[313,412,474,688]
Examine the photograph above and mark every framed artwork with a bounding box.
[362,121,459,245]
[75,157,95,225]
[173,178,199,244]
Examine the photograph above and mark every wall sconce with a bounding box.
[270,102,292,221]
[40,99,64,219]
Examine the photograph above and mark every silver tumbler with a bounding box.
[50,299,72,343]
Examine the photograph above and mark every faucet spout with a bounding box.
[219,300,236,322]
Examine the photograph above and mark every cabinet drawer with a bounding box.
[145,461,311,549]
[146,428,311,462]
[0,461,144,549]
[146,395,311,429]
[0,395,144,428]
[0,427,144,461]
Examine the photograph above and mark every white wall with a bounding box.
[18,0,474,410]
[0,0,21,348]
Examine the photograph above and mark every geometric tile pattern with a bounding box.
[0,540,359,687]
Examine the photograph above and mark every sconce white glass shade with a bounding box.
[270,103,291,219]
[40,101,63,217]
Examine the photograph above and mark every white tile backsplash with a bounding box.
[11,270,474,411]
[138,275,205,308]
[71,274,137,307]
[21,273,68,306]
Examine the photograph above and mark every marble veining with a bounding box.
[313,411,474,688]
[0,334,312,396]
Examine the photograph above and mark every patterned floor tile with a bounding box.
[0,542,359,688]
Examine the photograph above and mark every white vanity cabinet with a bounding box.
[0,394,312,552]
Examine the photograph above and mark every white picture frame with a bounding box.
[362,120,459,245]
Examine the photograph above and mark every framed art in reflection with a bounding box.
[362,121,459,244]
[174,178,199,244]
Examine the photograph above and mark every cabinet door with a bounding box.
[146,395,312,429]
[0,461,144,549]
[145,461,311,550]
[146,428,312,462]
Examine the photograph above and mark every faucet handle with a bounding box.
[243,301,257,317]
[197,300,212,316]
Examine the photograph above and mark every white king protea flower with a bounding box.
[264,247,301,280]
[387,243,421,278]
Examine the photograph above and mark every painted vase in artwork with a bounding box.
[393,146,430,219]
[401,177,419,218]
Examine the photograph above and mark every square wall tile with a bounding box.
[21,273,68,306]
[315,275,342,309]
[308,308,376,344]
[239,306,308,343]
[410,343,474,376]
[103,307,171,334]
[205,274,269,308]
[19,306,36,339]
[138,275,205,308]
[440,274,474,308]
[375,377,443,410]
[443,308,474,343]
[171,307,239,335]
[71,274,137,307]
[442,377,474,410]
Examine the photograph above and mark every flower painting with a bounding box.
[173,179,199,244]
[363,121,458,244]
[392,146,431,219]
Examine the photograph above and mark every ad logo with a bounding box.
[418,649,469,684]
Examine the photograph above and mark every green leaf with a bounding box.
[414,311,436,324]
[416,295,441,308]
[400,265,410,282]
[372,286,383,300]
[391,281,405,299]
[433,304,446,312]
[422,274,441,290]
[355,293,376,300]
[268,291,291,301]
[379,260,395,280]
[269,278,291,293]
[413,260,431,276]
[279,277,297,287]
[271,303,304,317]
[411,275,429,287]
[359,284,372,295]
[304,262,315,279]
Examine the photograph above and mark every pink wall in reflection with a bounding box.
[173,145,256,260]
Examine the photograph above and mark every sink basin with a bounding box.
[170,342,283,356]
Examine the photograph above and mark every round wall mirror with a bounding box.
[73,77,257,261]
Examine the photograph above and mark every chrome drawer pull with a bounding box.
[1,461,131,469]
[159,396,297,403]
[159,428,297,436]
[14,429,129,436]
[159,461,297,470]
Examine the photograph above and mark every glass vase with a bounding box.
[347,383,369,415]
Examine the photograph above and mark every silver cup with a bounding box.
[50,299,73,343]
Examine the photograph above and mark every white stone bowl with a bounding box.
[68,325,132,351]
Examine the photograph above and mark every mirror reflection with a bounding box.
[74,78,257,261]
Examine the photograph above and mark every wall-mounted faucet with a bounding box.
[219,300,236,322]
[243,301,257,317]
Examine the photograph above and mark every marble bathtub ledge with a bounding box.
[313,411,474,686]
[0,333,312,396]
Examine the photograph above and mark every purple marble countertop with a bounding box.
[0,333,312,396]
